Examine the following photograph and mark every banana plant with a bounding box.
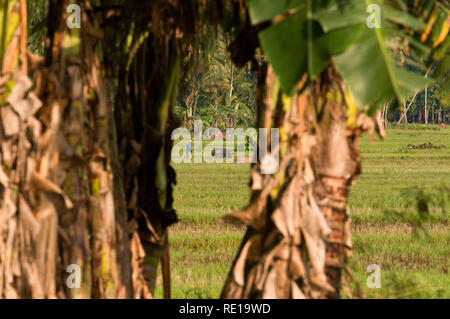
[221,0,449,299]
[251,0,448,111]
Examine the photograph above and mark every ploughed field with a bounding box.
[156,128,450,298]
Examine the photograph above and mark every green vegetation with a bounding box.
[2,0,448,300]
[157,128,450,298]
[386,122,443,130]
[175,33,257,130]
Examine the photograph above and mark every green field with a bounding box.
[156,129,450,299]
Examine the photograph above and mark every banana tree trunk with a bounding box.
[0,0,132,298]
[1,0,231,300]
[221,64,379,299]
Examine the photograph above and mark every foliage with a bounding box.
[249,0,449,114]
[176,33,257,130]
[26,0,47,55]
[387,122,442,130]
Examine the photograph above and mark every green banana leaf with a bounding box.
[249,0,434,114]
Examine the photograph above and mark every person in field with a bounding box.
[187,140,192,160]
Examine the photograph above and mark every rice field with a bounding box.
[156,128,450,299]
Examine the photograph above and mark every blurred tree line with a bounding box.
[390,71,449,124]
[175,33,257,131]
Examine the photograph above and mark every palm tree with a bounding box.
[177,32,257,129]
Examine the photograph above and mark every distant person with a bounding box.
[187,140,192,160]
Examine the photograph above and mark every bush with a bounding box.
[387,122,441,130]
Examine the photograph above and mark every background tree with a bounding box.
[176,32,257,131]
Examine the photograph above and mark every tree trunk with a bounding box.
[228,63,234,105]
[381,104,386,128]
[396,92,418,128]
[193,92,199,117]
[384,103,389,128]
[431,103,435,123]
[0,0,184,299]
[0,0,127,298]
[221,64,380,299]
[424,86,428,124]
[404,101,408,123]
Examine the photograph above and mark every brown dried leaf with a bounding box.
[19,196,40,239]
[0,199,17,228]
[291,280,306,299]
[271,177,299,238]
[0,106,20,136]
[130,232,153,299]
[262,260,289,299]
[10,92,42,120]
[288,246,306,279]
[6,74,32,105]
[298,190,334,293]
[30,172,74,209]
[137,208,161,244]
[233,238,252,287]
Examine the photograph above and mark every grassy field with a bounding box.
[156,129,450,299]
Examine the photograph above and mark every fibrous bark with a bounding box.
[221,64,383,299]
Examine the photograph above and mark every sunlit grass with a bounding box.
[155,129,450,299]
